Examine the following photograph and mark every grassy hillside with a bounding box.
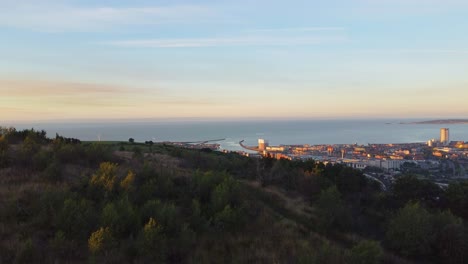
[1,128,467,263]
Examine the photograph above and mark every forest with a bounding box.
[1,127,467,263]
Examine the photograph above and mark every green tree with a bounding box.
[138,217,166,261]
[57,198,97,239]
[445,182,468,219]
[213,204,241,231]
[32,150,52,171]
[132,146,143,160]
[129,138,135,144]
[85,143,112,166]
[347,240,383,264]
[386,202,433,257]
[49,231,67,260]
[0,137,9,167]
[392,175,442,208]
[41,161,62,182]
[190,199,207,231]
[18,134,41,167]
[432,211,467,263]
[23,134,41,153]
[316,186,350,232]
[211,176,240,212]
[100,198,138,237]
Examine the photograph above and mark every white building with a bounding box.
[258,139,269,150]
[440,128,449,145]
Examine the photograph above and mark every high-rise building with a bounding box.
[258,139,269,150]
[440,128,449,145]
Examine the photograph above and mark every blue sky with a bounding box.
[1,0,467,121]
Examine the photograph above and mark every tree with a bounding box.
[432,211,467,263]
[90,162,118,193]
[444,182,468,219]
[213,204,242,231]
[42,161,62,182]
[132,146,143,160]
[120,170,136,191]
[190,199,207,231]
[211,176,240,212]
[315,186,350,232]
[57,198,97,239]
[386,202,433,257]
[100,198,138,237]
[88,227,115,255]
[138,217,166,261]
[0,137,9,167]
[129,138,135,144]
[347,240,383,264]
[392,175,442,208]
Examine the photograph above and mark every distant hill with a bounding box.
[405,119,468,124]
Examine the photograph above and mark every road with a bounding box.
[364,173,388,191]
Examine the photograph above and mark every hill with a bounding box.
[406,119,468,124]
[1,127,467,263]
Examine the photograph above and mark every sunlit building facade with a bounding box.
[440,128,449,145]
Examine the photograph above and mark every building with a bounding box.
[440,128,449,145]
[427,139,436,147]
[258,139,269,151]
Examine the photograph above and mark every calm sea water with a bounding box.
[8,120,468,151]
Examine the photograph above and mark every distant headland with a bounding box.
[402,119,468,125]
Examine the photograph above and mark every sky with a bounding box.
[1,0,468,122]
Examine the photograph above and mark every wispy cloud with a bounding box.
[246,27,345,33]
[0,79,136,97]
[0,2,213,32]
[354,0,468,16]
[106,27,348,48]
[359,49,468,55]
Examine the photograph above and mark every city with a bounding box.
[233,128,468,188]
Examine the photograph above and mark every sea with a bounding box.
[6,119,468,152]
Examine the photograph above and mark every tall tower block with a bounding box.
[440,128,449,145]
